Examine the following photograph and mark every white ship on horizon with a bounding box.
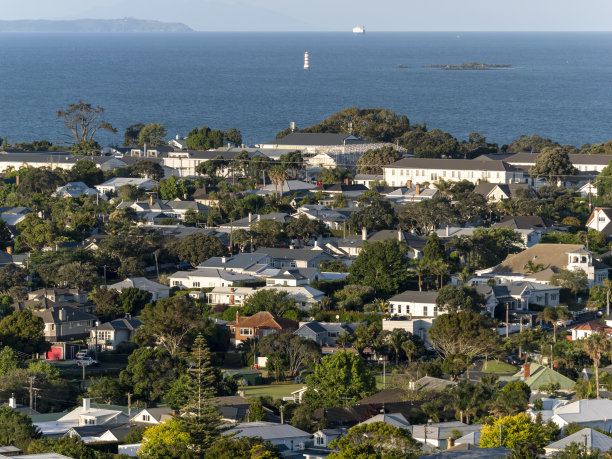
[352,26,365,34]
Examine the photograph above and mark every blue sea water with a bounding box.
[0,32,611,147]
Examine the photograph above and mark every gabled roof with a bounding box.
[572,320,612,333]
[358,412,410,429]
[545,428,612,452]
[492,244,585,275]
[268,133,362,146]
[255,247,331,262]
[229,311,298,330]
[33,306,96,324]
[107,277,169,293]
[97,317,143,332]
[501,363,575,391]
[385,157,520,172]
[553,399,612,423]
[171,268,258,283]
[131,407,173,423]
[226,421,311,440]
[493,215,557,230]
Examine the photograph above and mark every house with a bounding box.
[586,207,612,236]
[28,288,88,304]
[383,184,439,203]
[168,136,188,151]
[66,423,133,444]
[410,421,482,449]
[354,174,383,188]
[130,407,173,425]
[117,198,207,224]
[473,182,534,202]
[95,177,158,194]
[257,180,316,196]
[295,205,348,231]
[217,212,293,233]
[82,234,109,251]
[265,268,320,286]
[3,395,38,416]
[259,132,374,154]
[501,363,575,392]
[483,244,609,286]
[571,320,612,341]
[294,321,360,346]
[34,399,130,437]
[578,181,598,198]
[225,421,311,452]
[106,277,169,301]
[191,186,220,207]
[88,317,143,352]
[407,376,456,392]
[0,206,31,227]
[258,285,325,311]
[383,291,439,345]
[383,158,525,186]
[544,428,612,456]
[255,247,334,269]
[474,282,561,312]
[206,287,255,306]
[161,149,263,178]
[503,152,612,173]
[545,399,612,431]
[330,229,426,260]
[419,445,511,458]
[313,428,346,448]
[214,395,251,423]
[33,307,98,342]
[310,183,370,198]
[436,225,541,248]
[52,182,105,199]
[493,215,565,234]
[228,311,298,345]
[169,268,258,289]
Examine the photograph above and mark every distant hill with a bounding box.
[0,18,194,33]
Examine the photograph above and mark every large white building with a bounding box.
[382,158,525,186]
[382,291,439,345]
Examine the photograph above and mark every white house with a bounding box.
[586,207,612,236]
[225,421,311,452]
[383,158,525,187]
[169,268,258,288]
[106,277,169,301]
[383,291,439,345]
[95,177,158,194]
[547,399,612,431]
[88,317,143,352]
[258,285,325,311]
[206,286,255,305]
[52,182,105,199]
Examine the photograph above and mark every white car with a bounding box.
[76,357,99,366]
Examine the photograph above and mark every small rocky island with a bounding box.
[428,62,513,70]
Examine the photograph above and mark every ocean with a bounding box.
[0,32,611,147]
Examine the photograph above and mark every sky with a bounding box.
[0,0,610,32]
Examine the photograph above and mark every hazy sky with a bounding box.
[1,0,610,32]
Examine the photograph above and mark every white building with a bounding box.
[106,277,169,301]
[169,268,258,288]
[383,291,439,345]
[225,421,311,452]
[95,177,158,194]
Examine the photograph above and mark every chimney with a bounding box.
[221,256,227,264]
[362,227,367,241]
[6,246,11,255]
[415,184,420,196]
[345,178,349,185]
[230,287,235,293]
[398,228,403,242]
[449,438,455,448]
[59,308,66,321]
[445,225,449,237]
[248,212,252,223]
[83,398,91,412]
[236,311,239,323]
[406,180,412,189]
[9,394,16,409]
[15,175,20,186]
[523,363,531,379]
[176,134,180,140]
[149,195,153,206]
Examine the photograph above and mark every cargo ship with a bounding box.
[352,26,365,34]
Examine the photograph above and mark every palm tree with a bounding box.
[268,166,287,200]
[603,279,612,317]
[537,306,569,343]
[524,259,545,274]
[434,179,452,195]
[458,267,471,286]
[371,298,388,313]
[336,330,352,350]
[413,260,427,292]
[387,329,407,365]
[318,296,332,312]
[580,333,611,399]
[401,340,416,364]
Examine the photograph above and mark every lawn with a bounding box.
[241,383,304,399]
[481,360,516,374]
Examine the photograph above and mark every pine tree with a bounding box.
[181,334,227,452]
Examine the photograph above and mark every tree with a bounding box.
[17,168,65,196]
[284,214,326,245]
[387,329,410,365]
[159,175,186,200]
[14,214,55,252]
[138,418,195,458]
[86,377,125,404]
[0,346,20,375]
[328,421,420,459]
[349,194,397,232]
[90,287,121,320]
[257,332,320,378]
[124,123,145,147]
[119,347,179,405]
[401,340,417,364]
[537,307,570,343]
[267,166,288,200]
[27,436,106,459]
[0,406,40,449]
[348,239,409,297]
[530,147,578,185]
[580,333,610,399]
[69,159,104,187]
[138,123,167,147]
[356,146,401,175]
[241,290,296,316]
[479,413,549,455]
[490,381,531,417]
[0,264,27,294]
[56,100,116,143]
[251,219,284,248]
[117,184,141,201]
[303,351,375,409]
[604,279,612,317]
[130,160,165,181]
[550,269,588,296]
[70,139,101,156]
[170,233,226,267]
[436,285,486,313]
[119,287,152,316]
[0,310,49,356]
[279,150,303,179]
[204,437,279,459]
[423,232,445,262]
[140,296,206,356]
[428,310,499,361]
[56,262,99,290]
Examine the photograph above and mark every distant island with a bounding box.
[0,18,194,33]
[428,62,513,70]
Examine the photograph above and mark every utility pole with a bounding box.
[127,393,132,416]
[26,376,36,410]
[506,304,509,338]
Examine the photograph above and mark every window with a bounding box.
[240,328,253,336]
[405,305,410,315]
[433,306,438,317]
[423,306,428,316]
[143,415,151,422]
[316,437,325,445]
[193,282,200,287]
[172,281,182,286]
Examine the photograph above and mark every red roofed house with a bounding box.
[571,320,612,341]
[228,311,298,345]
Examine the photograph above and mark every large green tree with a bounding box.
[436,285,486,313]
[580,333,610,399]
[347,239,409,297]
[356,146,401,175]
[241,290,296,316]
[138,123,167,147]
[257,332,321,378]
[0,310,49,356]
[303,351,375,409]
[0,406,41,449]
[530,147,578,185]
[349,193,397,232]
[56,100,116,143]
[69,159,104,187]
[479,413,550,456]
[169,233,226,267]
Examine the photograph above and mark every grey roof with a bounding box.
[358,412,410,429]
[546,428,612,452]
[298,321,327,334]
[69,423,133,441]
[385,157,520,172]
[411,422,482,441]
[389,290,438,304]
[553,399,612,424]
[33,306,96,324]
[413,376,456,391]
[172,268,258,282]
[255,247,330,261]
[493,215,558,230]
[226,421,311,440]
[505,152,612,166]
[200,253,270,270]
[97,317,143,332]
[419,446,511,458]
[267,133,363,146]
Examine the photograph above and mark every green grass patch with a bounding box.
[481,360,516,374]
[241,383,304,399]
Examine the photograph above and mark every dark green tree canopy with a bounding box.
[529,147,578,185]
[356,146,401,175]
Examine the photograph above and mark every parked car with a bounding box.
[76,357,98,366]
[75,350,89,359]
